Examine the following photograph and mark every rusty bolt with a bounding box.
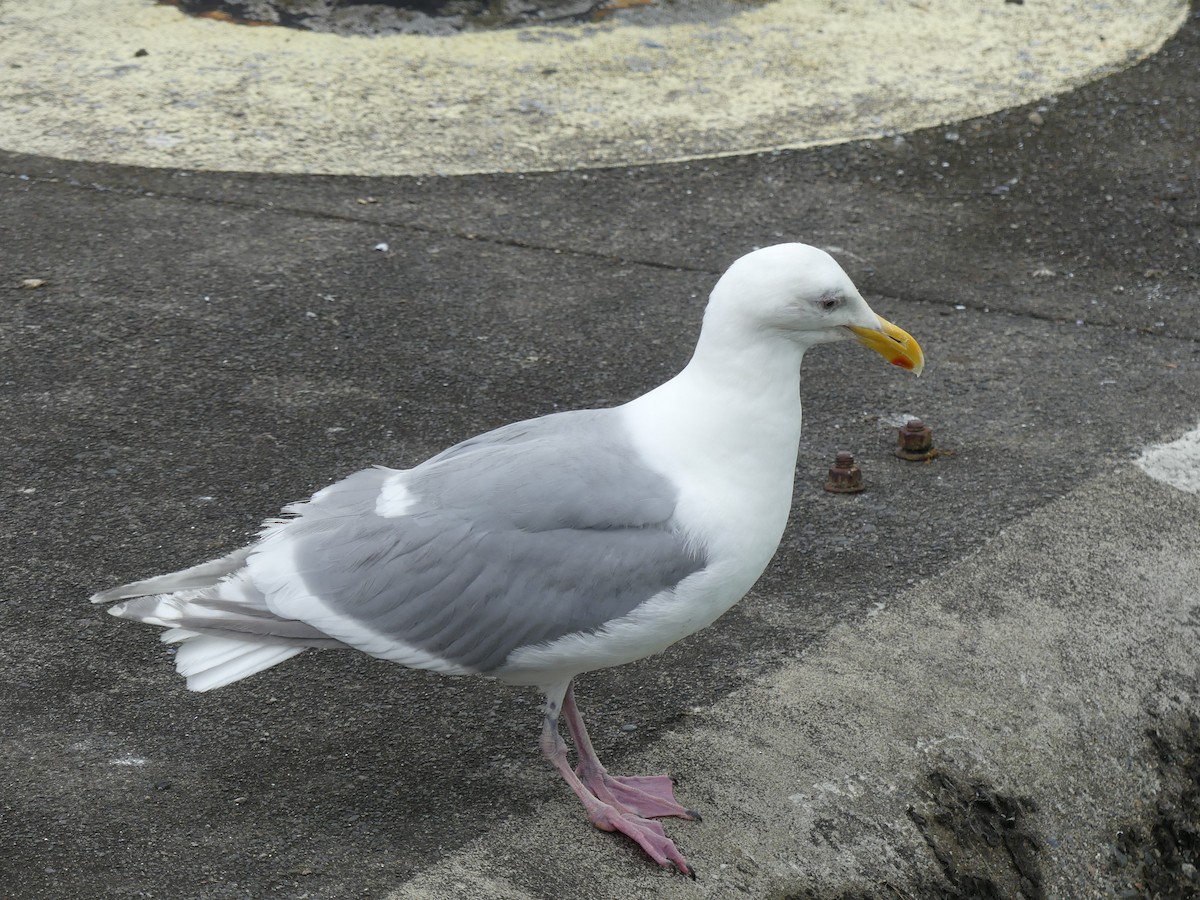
[895,418,935,461]
[824,451,865,493]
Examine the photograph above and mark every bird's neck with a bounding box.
[619,325,807,578]
[623,324,807,482]
[687,315,808,403]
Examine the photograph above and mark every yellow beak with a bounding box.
[846,315,925,376]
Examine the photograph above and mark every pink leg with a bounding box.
[540,686,695,877]
[562,683,700,822]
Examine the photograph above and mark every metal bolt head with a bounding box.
[895,418,935,461]
[824,451,865,493]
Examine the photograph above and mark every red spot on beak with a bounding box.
[891,357,915,370]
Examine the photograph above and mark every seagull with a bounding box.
[91,243,924,876]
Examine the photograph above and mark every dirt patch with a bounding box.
[159,0,604,33]
[774,769,1045,900]
[160,0,693,34]
[907,771,1044,900]
[1107,711,1200,897]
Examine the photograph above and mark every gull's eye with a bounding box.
[819,296,842,312]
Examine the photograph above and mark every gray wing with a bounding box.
[256,409,707,674]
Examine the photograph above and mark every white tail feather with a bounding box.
[172,634,304,692]
[160,627,201,644]
[90,547,252,604]
[108,592,277,632]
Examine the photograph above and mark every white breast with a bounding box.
[498,363,804,689]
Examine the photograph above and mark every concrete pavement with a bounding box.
[395,462,1200,898]
[1,2,1198,898]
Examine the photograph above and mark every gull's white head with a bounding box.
[706,243,924,374]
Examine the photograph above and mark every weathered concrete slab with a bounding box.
[391,465,1200,898]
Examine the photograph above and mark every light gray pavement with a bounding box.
[1,3,1198,898]
[395,462,1200,898]
[0,0,1185,174]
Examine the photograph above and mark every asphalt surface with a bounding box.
[1,4,1198,899]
